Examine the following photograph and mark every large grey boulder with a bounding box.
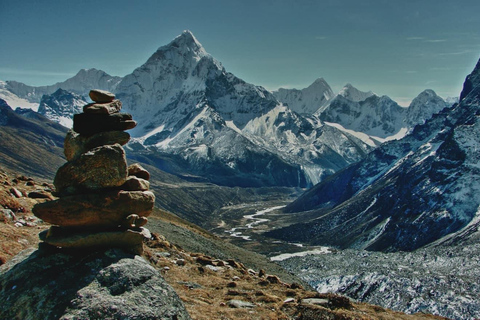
[0,248,191,320]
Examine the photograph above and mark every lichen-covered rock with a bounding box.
[33,190,155,229]
[127,163,151,181]
[0,248,191,320]
[64,130,130,161]
[54,144,127,195]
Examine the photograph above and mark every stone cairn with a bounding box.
[33,89,155,254]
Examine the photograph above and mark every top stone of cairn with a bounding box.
[89,89,115,103]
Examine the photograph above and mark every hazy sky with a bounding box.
[1,0,479,105]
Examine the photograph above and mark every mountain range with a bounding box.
[267,57,480,252]
[0,30,454,189]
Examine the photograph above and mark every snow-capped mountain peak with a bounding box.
[170,30,206,55]
[117,30,278,137]
[405,89,448,127]
[272,78,334,115]
[338,83,375,102]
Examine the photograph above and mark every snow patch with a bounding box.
[270,247,332,261]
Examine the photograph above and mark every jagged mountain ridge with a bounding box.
[276,82,451,143]
[318,93,407,139]
[3,68,121,106]
[115,30,372,187]
[37,89,87,128]
[405,89,448,128]
[0,31,369,187]
[242,105,373,185]
[272,78,334,115]
[116,30,279,136]
[0,30,453,188]
[266,57,480,252]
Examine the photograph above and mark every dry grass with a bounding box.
[0,170,50,264]
[144,235,448,320]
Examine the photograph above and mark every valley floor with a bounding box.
[209,203,480,319]
[0,167,448,320]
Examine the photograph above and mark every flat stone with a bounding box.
[64,130,130,161]
[27,190,53,199]
[127,163,150,180]
[283,298,295,304]
[301,298,330,307]
[10,187,23,198]
[83,99,122,114]
[33,190,155,229]
[54,144,127,195]
[39,227,150,254]
[73,113,136,136]
[121,176,150,191]
[227,299,256,309]
[89,89,115,103]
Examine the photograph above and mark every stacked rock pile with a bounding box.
[33,89,155,254]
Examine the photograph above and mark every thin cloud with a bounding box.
[425,39,447,43]
[435,50,473,57]
[315,36,328,40]
[0,68,75,77]
[406,37,448,43]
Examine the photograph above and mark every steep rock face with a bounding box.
[460,58,480,101]
[0,248,191,320]
[405,89,448,127]
[4,68,122,103]
[318,92,407,139]
[243,105,373,185]
[132,105,307,187]
[268,57,480,252]
[37,88,87,128]
[116,31,371,187]
[272,78,334,115]
[116,30,278,137]
[337,83,375,103]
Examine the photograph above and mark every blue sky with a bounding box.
[1,0,479,105]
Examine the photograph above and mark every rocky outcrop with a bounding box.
[0,248,191,320]
[33,89,154,254]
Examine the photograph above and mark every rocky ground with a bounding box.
[0,167,447,319]
[0,169,51,263]
[277,246,480,319]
